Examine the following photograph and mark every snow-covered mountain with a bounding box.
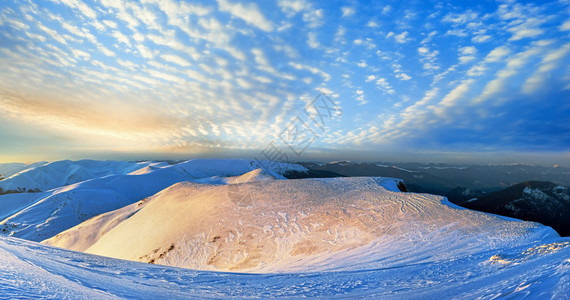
[0,161,48,180]
[44,176,557,275]
[2,159,570,298]
[0,160,161,194]
[0,159,306,241]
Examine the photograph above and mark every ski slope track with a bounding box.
[0,159,569,298]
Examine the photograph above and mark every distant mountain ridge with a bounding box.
[456,181,570,236]
[296,161,570,194]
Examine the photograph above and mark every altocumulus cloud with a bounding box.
[0,0,568,163]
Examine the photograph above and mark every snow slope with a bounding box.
[0,159,305,242]
[0,160,159,194]
[46,177,561,275]
[4,159,570,298]
[0,161,48,179]
[1,199,569,298]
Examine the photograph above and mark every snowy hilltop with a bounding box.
[1,159,569,298]
[0,159,306,241]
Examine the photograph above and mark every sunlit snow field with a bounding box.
[1,159,569,298]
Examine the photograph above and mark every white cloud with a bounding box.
[445,29,468,37]
[397,87,440,130]
[393,31,411,43]
[341,6,355,18]
[307,32,320,48]
[225,47,246,61]
[147,33,201,61]
[37,23,67,44]
[561,20,570,31]
[303,9,323,28]
[288,62,331,81]
[252,48,280,76]
[218,0,273,31]
[472,34,491,43]
[443,11,478,25]
[112,30,131,46]
[136,44,154,59]
[523,43,570,94]
[255,76,272,84]
[375,78,395,94]
[458,56,475,64]
[334,26,346,44]
[278,0,308,15]
[117,59,137,70]
[96,44,116,57]
[439,79,474,108]
[355,89,367,105]
[396,73,411,81]
[98,0,138,29]
[420,31,437,44]
[382,5,391,15]
[130,3,162,31]
[473,45,544,104]
[60,21,96,43]
[423,62,440,70]
[418,47,440,70]
[91,20,105,31]
[457,46,477,63]
[365,75,376,82]
[161,54,191,67]
[71,49,90,60]
[214,57,229,67]
[133,33,145,43]
[273,44,298,58]
[5,19,29,31]
[485,46,510,62]
[235,78,252,89]
[146,69,186,84]
[59,0,97,19]
[466,65,487,76]
[509,28,544,41]
[367,20,379,28]
[357,61,367,68]
[459,46,477,55]
[102,20,117,29]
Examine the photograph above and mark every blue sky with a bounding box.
[0,0,569,165]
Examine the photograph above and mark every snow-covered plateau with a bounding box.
[1,159,569,299]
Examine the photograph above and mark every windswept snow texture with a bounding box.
[0,159,306,241]
[1,205,569,298]
[3,159,570,298]
[43,177,565,276]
